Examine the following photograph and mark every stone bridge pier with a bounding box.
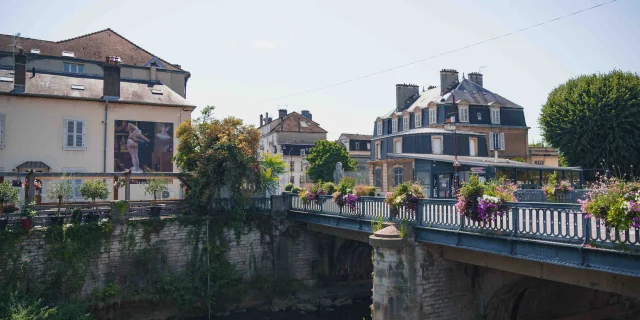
[369,225,640,320]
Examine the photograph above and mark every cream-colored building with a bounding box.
[528,147,560,167]
[0,30,195,202]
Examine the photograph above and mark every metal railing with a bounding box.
[285,193,639,251]
[514,189,591,203]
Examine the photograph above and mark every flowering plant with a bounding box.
[22,180,42,191]
[113,177,126,189]
[456,175,519,223]
[384,183,425,218]
[299,182,326,205]
[542,172,574,202]
[578,176,640,230]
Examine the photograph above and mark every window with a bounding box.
[477,112,482,120]
[491,108,500,124]
[374,168,382,188]
[71,84,84,90]
[289,161,295,172]
[0,114,4,148]
[355,142,360,150]
[377,121,382,136]
[429,107,437,124]
[62,168,84,200]
[63,119,86,150]
[31,49,40,54]
[150,89,163,95]
[392,118,398,133]
[393,139,402,153]
[376,142,381,159]
[63,63,84,74]
[432,136,443,155]
[403,115,409,131]
[393,167,403,186]
[300,149,305,156]
[367,143,370,150]
[469,138,477,157]
[459,105,469,122]
[534,160,545,165]
[415,111,422,128]
[489,132,505,150]
[62,51,75,57]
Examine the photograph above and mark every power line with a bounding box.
[254,0,618,104]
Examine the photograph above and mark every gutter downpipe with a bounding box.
[103,100,109,172]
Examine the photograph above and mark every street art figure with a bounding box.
[333,162,344,184]
[156,124,171,141]
[126,123,150,173]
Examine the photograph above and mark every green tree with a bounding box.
[539,70,640,176]
[306,140,356,182]
[79,180,110,206]
[45,175,74,216]
[0,182,20,214]
[261,152,287,193]
[143,178,169,205]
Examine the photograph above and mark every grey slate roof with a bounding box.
[379,78,523,118]
[340,133,373,141]
[0,69,195,108]
[371,127,485,141]
[388,153,581,171]
[16,161,50,170]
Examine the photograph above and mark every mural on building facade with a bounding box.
[114,120,173,173]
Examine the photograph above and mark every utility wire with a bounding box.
[254,0,618,104]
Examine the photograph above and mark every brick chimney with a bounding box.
[301,110,312,121]
[395,83,419,112]
[440,69,459,94]
[13,48,27,93]
[278,109,288,119]
[468,72,483,87]
[260,114,264,126]
[103,56,122,99]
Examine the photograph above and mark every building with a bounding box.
[0,29,195,201]
[258,109,326,190]
[368,69,581,197]
[337,133,372,184]
[528,146,560,167]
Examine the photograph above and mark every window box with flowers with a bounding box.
[579,177,640,231]
[455,175,519,223]
[384,183,425,219]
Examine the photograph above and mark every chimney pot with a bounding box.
[13,51,27,93]
[278,109,287,119]
[440,69,459,94]
[468,72,483,87]
[395,83,419,112]
[301,110,312,121]
[260,114,264,126]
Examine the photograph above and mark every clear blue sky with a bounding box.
[2,0,639,141]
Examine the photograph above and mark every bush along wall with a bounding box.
[0,211,280,319]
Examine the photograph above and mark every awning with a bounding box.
[16,161,51,171]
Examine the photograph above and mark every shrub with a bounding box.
[290,186,301,194]
[337,177,355,194]
[79,180,110,205]
[0,181,19,214]
[321,182,336,194]
[354,185,375,197]
[284,183,294,192]
[143,178,169,204]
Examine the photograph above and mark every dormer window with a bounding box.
[458,104,469,123]
[491,107,500,124]
[63,63,84,74]
[415,110,422,128]
[62,51,74,57]
[31,49,40,54]
[429,107,437,124]
[392,117,398,133]
[376,120,382,136]
[402,115,409,131]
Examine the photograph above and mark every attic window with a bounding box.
[62,51,74,57]
[31,49,40,54]
[0,77,13,82]
[300,121,309,127]
[150,89,163,95]
[71,84,85,91]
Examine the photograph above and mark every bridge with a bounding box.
[282,192,640,319]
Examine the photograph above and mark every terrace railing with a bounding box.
[285,193,639,251]
[514,189,591,203]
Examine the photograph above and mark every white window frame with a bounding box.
[377,120,382,136]
[393,138,402,153]
[376,142,381,159]
[403,115,409,131]
[489,132,505,151]
[469,137,477,157]
[458,105,469,123]
[392,118,398,133]
[63,62,84,74]
[431,136,443,155]
[491,107,500,124]
[367,143,371,150]
[393,166,404,186]
[62,167,85,200]
[415,110,422,128]
[429,107,437,124]
[300,149,305,156]
[0,114,5,149]
[63,118,87,150]
[355,142,360,150]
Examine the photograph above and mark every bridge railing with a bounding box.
[285,193,639,251]
[514,189,591,203]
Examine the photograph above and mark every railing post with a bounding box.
[512,205,519,237]
[416,199,424,226]
[124,170,131,201]
[582,214,591,246]
[27,170,35,204]
[360,197,365,219]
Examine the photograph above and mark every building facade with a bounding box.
[258,109,326,191]
[0,29,195,201]
[369,69,580,197]
[528,147,560,167]
[337,133,371,184]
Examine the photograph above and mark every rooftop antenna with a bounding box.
[478,66,487,73]
[9,32,22,65]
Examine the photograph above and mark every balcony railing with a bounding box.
[285,193,639,251]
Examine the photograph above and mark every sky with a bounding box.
[2,0,639,142]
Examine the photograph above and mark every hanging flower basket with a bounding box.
[579,176,640,231]
[455,175,518,223]
[384,183,425,219]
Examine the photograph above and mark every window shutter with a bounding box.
[80,120,86,148]
[489,132,494,150]
[63,120,69,147]
[499,133,505,150]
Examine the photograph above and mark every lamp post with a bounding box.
[443,92,461,195]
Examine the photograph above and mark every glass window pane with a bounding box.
[67,134,74,146]
[67,121,75,134]
[78,65,84,73]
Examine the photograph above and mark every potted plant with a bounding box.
[384,183,426,219]
[20,201,37,230]
[143,178,169,218]
[45,175,74,226]
[79,179,111,222]
[0,181,20,230]
[455,175,518,223]
[110,200,130,221]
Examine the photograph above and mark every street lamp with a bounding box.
[442,93,461,195]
